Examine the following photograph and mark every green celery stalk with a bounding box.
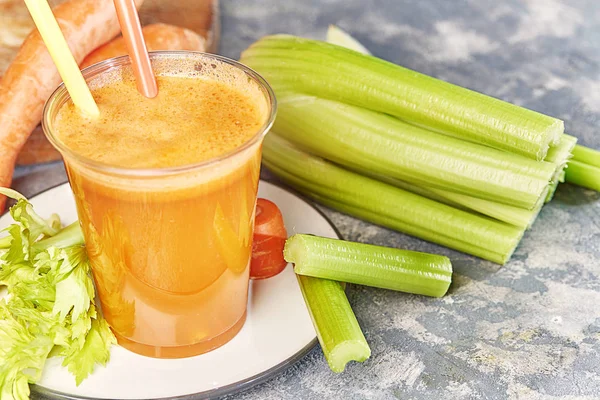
[325,19,569,184]
[565,160,600,192]
[271,94,554,209]
[324,17,557,216]
[305,191,513,265]
[571,144,600,168]
[337,161,542,228]
[357,135,572,218]
[285,234,452,297]
[297,275,370,372]
[241,35,564,160]
[284,181,516,264]
[31,222,84,253]
[1,221,85,252]
[337,152,546,228]
[263,134,524,264]
[378,177,545,229]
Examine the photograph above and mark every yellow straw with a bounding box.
[24,0,99,117]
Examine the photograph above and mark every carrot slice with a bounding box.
[254,198,287,238]
[251,198,288,279]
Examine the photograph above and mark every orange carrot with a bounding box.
[81,23,206,69]
[0,0,144,212]
[251,198,288,280]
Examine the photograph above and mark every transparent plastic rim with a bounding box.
[42,51,277,177]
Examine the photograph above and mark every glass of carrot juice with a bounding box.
[42,52,276,358]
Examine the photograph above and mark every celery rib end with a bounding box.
[283,234,306,264]
[328,340,372,373]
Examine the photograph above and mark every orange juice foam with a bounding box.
[55,75,264,168]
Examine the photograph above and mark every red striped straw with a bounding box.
[113,0,158,98]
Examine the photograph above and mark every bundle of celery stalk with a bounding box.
[243,31,599,373]
[241,32,600,265]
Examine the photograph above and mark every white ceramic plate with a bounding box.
[0,181,339,400]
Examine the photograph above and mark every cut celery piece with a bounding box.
[572,144,600,169]
[326,25,371,55]
[272,94,554,209]
[297,275,371,372]
[285,234,452,297]
[241,35,564,160]
[565,160,600,192]
[263,134,524,264]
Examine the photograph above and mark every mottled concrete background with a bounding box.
[220,1,600,399]
[18,1,600,399]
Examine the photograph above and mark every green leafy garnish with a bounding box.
[0,188,115,399]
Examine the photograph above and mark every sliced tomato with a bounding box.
[251,198,288,279]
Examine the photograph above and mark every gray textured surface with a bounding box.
[16,0,600,399]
